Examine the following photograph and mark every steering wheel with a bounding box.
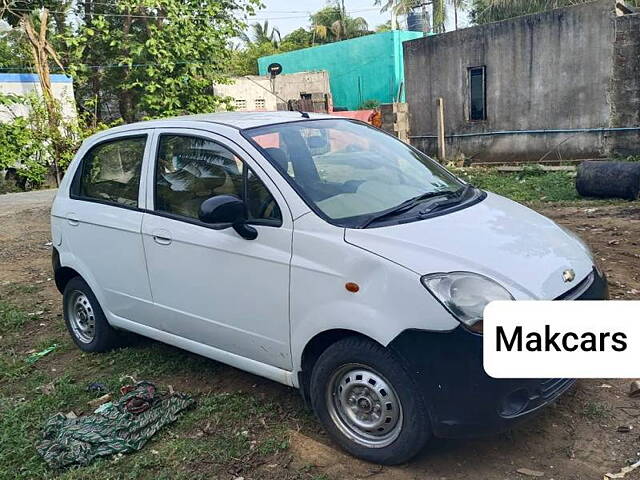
[257,197,278,219]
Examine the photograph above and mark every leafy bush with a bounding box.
[360,99,381,110]
[0,93,85,189]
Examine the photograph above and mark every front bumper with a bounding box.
[389,268,608,439]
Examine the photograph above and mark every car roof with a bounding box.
[100,111,337,135]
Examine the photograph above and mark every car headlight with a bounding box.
[421,272,514,334]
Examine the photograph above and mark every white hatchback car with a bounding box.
[52,112,608,464]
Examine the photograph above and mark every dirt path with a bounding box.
[0,189,56,217]
[1,193,639,480]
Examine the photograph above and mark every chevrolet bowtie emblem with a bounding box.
[562,269,576,283]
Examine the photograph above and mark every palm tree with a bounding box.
[375,0,467,33]
[472,0,638,24]
[240,20,281,47]
[311,2,369,43]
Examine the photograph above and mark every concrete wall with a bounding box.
[609,12,640,156]
[403,0,638,162]
[0,73,76,122]
[258,31,423,110]
[213,71,330,111]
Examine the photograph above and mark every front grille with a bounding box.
[540,378,574,400]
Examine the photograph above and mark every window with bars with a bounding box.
[235,99,247,110]
[255,98,266,110]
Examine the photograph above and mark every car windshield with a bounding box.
[245,119,463,226]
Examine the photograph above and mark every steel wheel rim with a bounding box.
[67,290,96,344]
[326,363,403,448]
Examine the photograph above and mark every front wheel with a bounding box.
[309,337,431,465]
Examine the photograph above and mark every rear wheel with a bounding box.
[63,277,124,352]
[309,336,431,465]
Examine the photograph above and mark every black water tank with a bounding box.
[407,9,426,32]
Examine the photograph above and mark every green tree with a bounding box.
[0,0,70,33]
[64,0,261,123]
[0,23,31,71]
[280,27,313,50]
[229,40,278,76]
[240,20,281,47]
[375,20,392,32]
[375,0,468,33]
[311,2,370,43]
[471,0,639,24]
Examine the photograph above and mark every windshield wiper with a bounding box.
[360,189,460,228]
[417,183,474,216]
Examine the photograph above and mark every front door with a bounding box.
[141,130,293,370]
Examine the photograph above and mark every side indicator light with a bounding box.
[345,282,360,293]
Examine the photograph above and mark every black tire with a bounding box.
[63,276,124,352]
[309,336,431,465]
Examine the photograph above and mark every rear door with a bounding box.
[62,131,154,323]
[140,129,293,370]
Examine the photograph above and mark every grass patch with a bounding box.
[0,367,295,479]
[0,299,309,480]
[454,166,581,203]
[0,301,31,331]
[581,401,612,420]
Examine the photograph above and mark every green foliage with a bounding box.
[0,93,82,188]
[0,26,31,71]
[375,0,469,32]
[375,20,392,32]
[63,0,260,123]
[454,167,581,202]
[229,2,371,76]
[229,41,279,76]
[470,0,639,24]
[240,20,281,47]
[281,28,314,50]
[310,4,370,43]
[360,99,380,110]
[0,301,31,331]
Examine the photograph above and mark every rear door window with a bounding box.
[72,136,146,208]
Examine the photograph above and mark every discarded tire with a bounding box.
[576,161,640,200]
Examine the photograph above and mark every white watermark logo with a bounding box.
[483,301,640,378]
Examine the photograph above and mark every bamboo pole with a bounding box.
[436,97,446,163]
[22,9,65,186]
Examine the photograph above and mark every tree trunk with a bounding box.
[576,161,640,200]
[454,0,459,30]
[23,10,64,186]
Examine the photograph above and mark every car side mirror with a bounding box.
[198,195,258,240]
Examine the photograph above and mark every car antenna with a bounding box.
[243,76,312,119]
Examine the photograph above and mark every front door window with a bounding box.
[155,134,281,225]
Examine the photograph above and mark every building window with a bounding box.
[255,98,266,110]
[235,99,246,110]
[468,66,486,121]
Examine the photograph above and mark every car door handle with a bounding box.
[152,229,172,245]
[153,235,172,245]
[67,214,80,226]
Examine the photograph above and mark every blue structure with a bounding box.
[258,31,423,110]
[0,73,72,83]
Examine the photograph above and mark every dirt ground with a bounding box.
[1,190,640,480]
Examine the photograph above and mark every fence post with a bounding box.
[436,97,446,163]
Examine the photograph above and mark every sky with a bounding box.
[246,0,471,37]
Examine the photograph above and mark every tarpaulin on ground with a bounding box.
[36,381,195,469]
